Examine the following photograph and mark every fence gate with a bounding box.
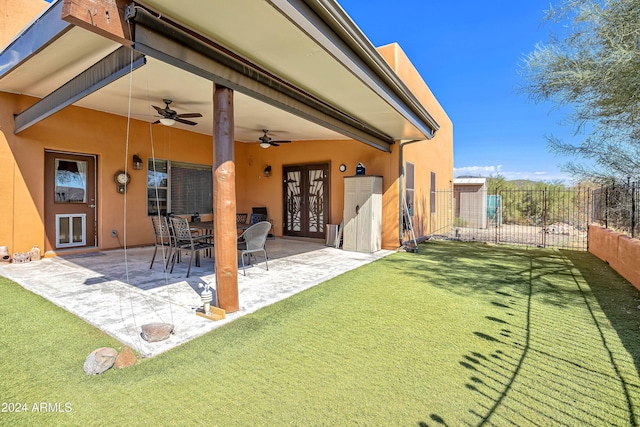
[432,187,592,250]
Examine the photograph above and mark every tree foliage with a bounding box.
[520,0,640,183]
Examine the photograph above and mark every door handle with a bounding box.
[88,204,96,208]
[355,204,360,214]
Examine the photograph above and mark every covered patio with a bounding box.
[0,238,393,357]
[0,0,450,318]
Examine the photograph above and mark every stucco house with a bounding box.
[0,0,453,311]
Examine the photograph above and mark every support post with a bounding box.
[213,84,239,312]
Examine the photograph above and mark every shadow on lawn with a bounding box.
[404,241,640,427]
[561,250,640,376]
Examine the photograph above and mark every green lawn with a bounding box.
[2,241,640,426]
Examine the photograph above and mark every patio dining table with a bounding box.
[188,221,251,234]
[189,220,214,234]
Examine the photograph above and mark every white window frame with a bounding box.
[147,159,213,216]
[55,213,86,248]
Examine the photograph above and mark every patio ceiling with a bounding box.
[0,0,438,150]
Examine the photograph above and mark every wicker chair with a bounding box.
[237,221,271,276]
[251,207,274,239]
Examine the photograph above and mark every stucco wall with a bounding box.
[0,90,404,253]
[0,0,49,49]
[0,92,214,254]
[235,136,401,248]
[588,225,640,290]
[377,43,455,238]
[0,36,453,254]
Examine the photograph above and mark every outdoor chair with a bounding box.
[251,206,274,239]
[150,216,173,270]
[237,221,271,276]
[249,213,267,225]
[169,217,214,277]
[236,213,248,225]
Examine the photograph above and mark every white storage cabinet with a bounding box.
[342,176,382,253]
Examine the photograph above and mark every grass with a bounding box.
[2,240,640,425]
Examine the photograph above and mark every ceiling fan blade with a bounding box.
[152,105,165,114]
[174,118,198,126]
[270,140,291,143]
[271,142,280,147]
[176,113,203,118]
[152,120,161,124]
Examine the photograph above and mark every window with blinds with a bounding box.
[405,161,415,217]
[147,159,213,216]
[170,162,213,215]
[430,171,436,214]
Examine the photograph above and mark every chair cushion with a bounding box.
[250,213,267,224]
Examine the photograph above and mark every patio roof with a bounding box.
[0,0,439,151]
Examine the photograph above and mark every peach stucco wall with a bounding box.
[235,136,401,248]
[0,31,453,254]
[0,92,404,253]
[0,92,214,255]
[377,43,454,237]
[588,225,640,290]
[0,0,49,49]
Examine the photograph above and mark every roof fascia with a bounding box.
[0,1,72,80]
[269,0,439,139]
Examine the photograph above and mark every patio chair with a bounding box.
[237,221,271,276]
[236,213,248,225]
[251,206,274,239]
[169,216,214,277]
[150,216,173,270]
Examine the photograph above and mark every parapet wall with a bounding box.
[588,225,640,290]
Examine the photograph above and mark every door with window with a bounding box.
[283,163,329,239]
[44,152,97,251]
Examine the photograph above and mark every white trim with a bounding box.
[55,214,87,248]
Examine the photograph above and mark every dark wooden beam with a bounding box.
[61,0,133,46]
[213,84,239,313]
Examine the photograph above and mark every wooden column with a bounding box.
[213,84,239,312]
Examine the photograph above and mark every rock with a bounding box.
[140,323,174,342]
[114,346,137,369]
[83,347,118,375]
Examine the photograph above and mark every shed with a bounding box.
[454,178,487,229]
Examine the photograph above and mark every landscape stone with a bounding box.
[114,346,137,369]
[140,323,174,342]
[83,347,118,375]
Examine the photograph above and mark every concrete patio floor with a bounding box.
[0,238,393,357]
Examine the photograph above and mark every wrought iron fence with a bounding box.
[427,187,593,250]
[592,181,638,238]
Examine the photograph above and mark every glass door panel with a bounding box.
[56,214,86,247]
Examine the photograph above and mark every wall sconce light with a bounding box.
[132,154,143,170]
[263,165,272,178]
[159,117,175,126]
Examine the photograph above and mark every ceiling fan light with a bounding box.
[159,118,175,126]
[260,142,271,149]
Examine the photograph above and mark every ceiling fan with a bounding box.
[152,99,202,126]
[258,129,291,148]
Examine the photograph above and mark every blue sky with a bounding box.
[338,0,581,182]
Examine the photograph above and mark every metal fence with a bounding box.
[427,187,592,250]
[592,181,639,238]
[420,183,639,251]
